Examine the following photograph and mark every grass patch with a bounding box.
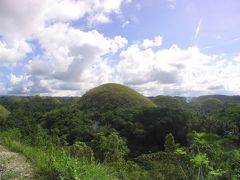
[0,130,116,180]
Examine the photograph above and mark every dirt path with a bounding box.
[0,145,34,180]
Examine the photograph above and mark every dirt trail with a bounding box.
[0,145,34,180]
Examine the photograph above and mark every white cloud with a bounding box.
[8,73,33,95]
[36,23,127,81]
[87,14,111,25]
[26,58,52,76]
[141,36,163,49]
[20,23,126,95]
[110,36,128,53]
[7,36,240,96]
[45,0,90,22]
[234,55,240,62]
[0,0,130,86]
[1,0,239,97]
[0,0,46,39]
[86,0,131,25]
[0,0,130,39]
[116,42,240,96]
[0,40,32,66]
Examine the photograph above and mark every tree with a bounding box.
[68,141,93,162]
[41,105,94,144]
[90,132,129,163]
[137,107,189,152]
[164,133,176,153]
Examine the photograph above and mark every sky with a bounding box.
[0,0,240,97]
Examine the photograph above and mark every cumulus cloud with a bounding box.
[141,36,163,49]
[0,40,32,66]
[7,45,240,96]
[36,23,126,81]
[21,23,126,95]
[234,55,240,62]
[0,0,129,69]
[1,0,240,97]
[0,0,130,39]
[0,0,46,39]
[87,0,130,25]
[8,74,32,95]
[26,58,52,77]
[116,42,240,96]
[8,32,240,96]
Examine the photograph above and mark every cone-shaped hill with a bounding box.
[0,104,10,120]
[79,83,156,112]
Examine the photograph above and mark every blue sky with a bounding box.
[0,0,240,96]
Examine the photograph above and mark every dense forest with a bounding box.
[0,83,240,179]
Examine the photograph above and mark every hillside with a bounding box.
[79,83,156,112]
[150,95,188,109]
[0,104,10,120]
[191,95,240,104]
[0,92,240,179]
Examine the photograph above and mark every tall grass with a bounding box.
[0,129,116,180]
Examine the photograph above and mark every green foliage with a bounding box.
[192,95,240,104]
[135,131,240,180]
[27,96,62,113]
[190,153,209,166]
[30,125,51,146]
[187,131,239,179]
[0,96,61,115]
[0,104,10,119]
[151,95,188,109]
[0,96,22,111]
[164,133,176,153]
[100,107,189,154]
[190,97,224,113]
[68,141,94,162]
[90,132,129,163]
[0,129,116,180]
[0,104,10,128]
[200,98,224,113]
[41,105,94,144]
[1,89,240,179]
[0,128,22,141]
[137,107,189,151]
[79,83,156,112]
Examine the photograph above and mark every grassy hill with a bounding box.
[0,104,10,120]
[150,95,188,109]
[79,83,156,112]
[191,95,240,104]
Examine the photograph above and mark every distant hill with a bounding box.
[0,104,10,120]
[191,95,240,104]
[199,98,224,113]
[0,96,79,104]
[79,83,156,112]
[150,95,188,109]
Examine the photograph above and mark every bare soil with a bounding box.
[0,145,34,180]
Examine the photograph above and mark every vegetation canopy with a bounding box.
[0,84,240,179]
